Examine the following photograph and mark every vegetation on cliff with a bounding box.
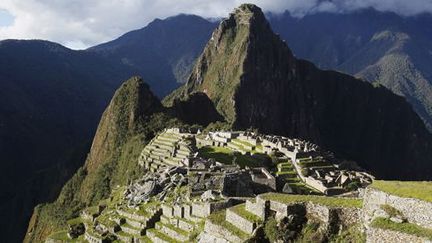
[24,77,185,242]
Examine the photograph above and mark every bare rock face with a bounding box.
[168,3,432,180]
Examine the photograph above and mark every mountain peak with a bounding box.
[231,3,265,23]
[180,3,295,123]
[220,3,270,34]
[86,76,161,172]
[170,4,432,180]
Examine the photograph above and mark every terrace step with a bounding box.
[116,209,148,222]
[206,211,250,242]
[115,230,135,242]
[155,222,189,241]
[136,235,152,243]
[125,217,147,229]
[185,214,203,223]
[225,204,261,234]
[146,228,181,243]
[153,139,176,147]
[121,223,144,236]
[177,217,196,232]
[161,158,181,166]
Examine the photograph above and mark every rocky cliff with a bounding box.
[167,4,432,180]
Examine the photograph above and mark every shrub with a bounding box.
[380,204,404,219]
[264,218,280,242]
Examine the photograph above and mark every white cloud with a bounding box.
[0,0,431,50]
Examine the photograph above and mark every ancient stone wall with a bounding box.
[225,209,256,234]
[335,207,363,227]
[363,187,432,229]
[202,220,244,242]
[245,199,266,220]
[366,227,427,243]
[305,203,330,223]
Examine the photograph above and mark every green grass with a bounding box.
[230,204,263,223]
[198,146,263,167]
[47,230,86,242]
[189,221,205,242]
[232,139,254,148]
[264,217,279,242]
[276,171,297,176]
[371,217,432,240]
[380,204,404,218]
[370,180,432,202]
[208,210,249,239]
[48,230,70,240]
[260,193,363,208]
[147,228,179,243]
[330,224,365,243]
[137,236,152,243]
[66,217,82,226]
[157,221,188,236]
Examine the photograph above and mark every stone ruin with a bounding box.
[136,128,374,197]
[124,166,187,206]
[187,157,276,198]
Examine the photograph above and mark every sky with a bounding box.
[0,0,432,50]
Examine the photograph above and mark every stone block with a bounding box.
[161,205,174,218]
[174,205,184,218]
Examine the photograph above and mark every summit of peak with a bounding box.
[236,3,262,14]
[228,3,266,25]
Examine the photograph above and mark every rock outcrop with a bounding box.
[167,4,432,180]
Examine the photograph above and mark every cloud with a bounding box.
[0,0,431,50]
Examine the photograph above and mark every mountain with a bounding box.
[0,15,215,242]
[90,9,432,133]
[267,10,432,131]
[0,39,138,243]
[89,14,218,97]
[24,76,182,242]
[166,4,432,180]
[25,4,432,242]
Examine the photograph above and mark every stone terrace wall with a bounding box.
[366,227,427,243]
[202,220,244,242]
[335,207,363,227]
[363,187,432,229]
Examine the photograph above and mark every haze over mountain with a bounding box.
[1,4,432,243]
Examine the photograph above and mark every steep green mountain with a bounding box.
[268,10,432,131]
[24,77,185,242]
[0,39,136,243]
[166,4,432,180]
[0,15,215,242]
[89,14,218,97]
